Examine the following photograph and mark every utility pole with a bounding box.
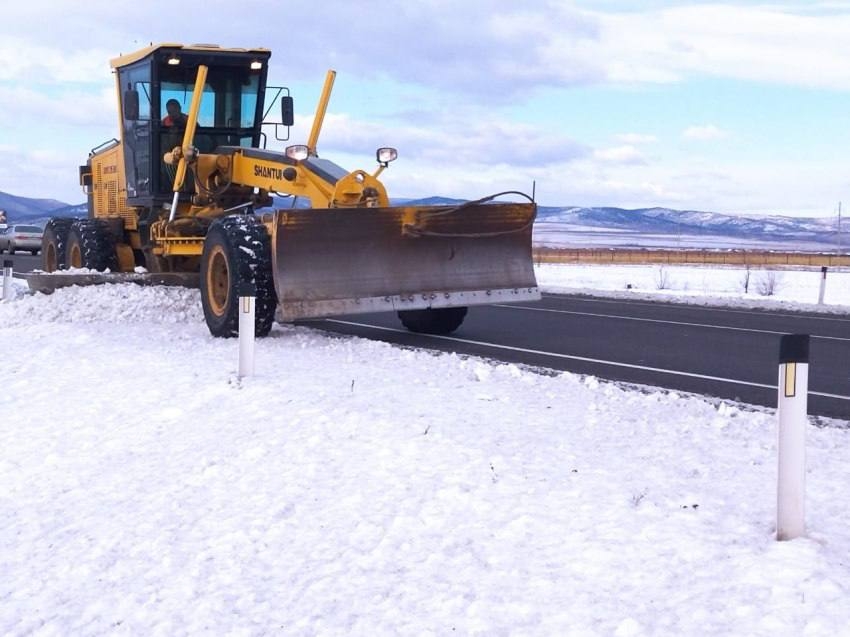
[838,201,843,271]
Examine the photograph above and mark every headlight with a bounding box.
[285,145,310,161]
[376,147,398,165]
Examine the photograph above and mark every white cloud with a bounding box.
[0,144,90,202]
[0,1,606,98]
[1,1,848,215]
[593,145,648,165]
[5,2,850,99]
[592,5,850,89]
[293,111,589,168]
[615,133,657,145]
[682,125,729,141]
[0,37,114,83]
[0,85,114,127]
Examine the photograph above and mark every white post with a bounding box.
[2,259,12,300]
[817,266,827,305]
[238,295,256,378]
[777,334,809,541]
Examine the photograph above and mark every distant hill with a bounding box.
[0,190,842,250]
[48,203,88,218]
[535,205,835,237]
[0,191,77,225]
[533,205,840,250]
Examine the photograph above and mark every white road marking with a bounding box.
[493,304,850,342]
[323,319,850,402]
[537,294,850,323]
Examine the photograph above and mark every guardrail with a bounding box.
[533,247,850,267]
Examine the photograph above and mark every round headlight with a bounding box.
[285,145,310,161]
[376,147,398,164]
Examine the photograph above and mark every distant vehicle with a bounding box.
[0,224,44,255]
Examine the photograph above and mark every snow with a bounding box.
[1,265,849,635]
[536,262,850,313]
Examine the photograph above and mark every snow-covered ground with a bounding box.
[533,225,840,252]
[536,262,850,312]
[2,265,849,636]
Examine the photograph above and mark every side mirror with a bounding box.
[376,147,398,167]
[123,89,140,121]
[281,95,294,127]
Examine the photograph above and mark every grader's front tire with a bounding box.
[64,219,118,271]
[42,218,75,272]
[397,306,468,335]
[200,216,277,338]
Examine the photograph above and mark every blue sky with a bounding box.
[2,1,850,217]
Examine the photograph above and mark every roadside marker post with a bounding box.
[238,296,256,378]
[776,333,809,541]
[2,259,12,301]
[817,266,827,305]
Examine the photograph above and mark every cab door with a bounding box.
[118,60,152,199]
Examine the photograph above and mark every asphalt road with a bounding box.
[304,295,850,420]
[5,252,41,273]
[11,249,849,418]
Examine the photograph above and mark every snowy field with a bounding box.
[2,265,849,636]
[536,262,850,312]
[533,225,840,253]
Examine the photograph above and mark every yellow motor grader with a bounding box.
[39,43,539,336]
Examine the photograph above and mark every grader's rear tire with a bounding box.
[200,216,277,338]
[397,307,468,335]
[64,219,118,271]
[42,218,75,272]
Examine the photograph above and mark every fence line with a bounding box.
[533,248,850,267]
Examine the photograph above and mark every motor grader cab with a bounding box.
[40,43,540,337]
[116,45,276,201]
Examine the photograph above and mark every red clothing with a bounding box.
[162,114,187,127]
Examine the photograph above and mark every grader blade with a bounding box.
[272,201,540,321]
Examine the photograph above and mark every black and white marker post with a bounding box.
[817,266,827,305]
[2,259,12,301]
[237,280,256,379]
[776,333,809,541]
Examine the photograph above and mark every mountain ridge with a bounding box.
[1,190,841,249]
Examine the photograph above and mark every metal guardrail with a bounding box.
[533,247,850,267]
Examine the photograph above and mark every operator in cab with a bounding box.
[162,99,188,128]
[161,98,190,191]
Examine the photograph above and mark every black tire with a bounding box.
[200,216,277,338]
[65,219,118,271]
[143,249,171,273]
[31,249,38,256]
[397,306,468,335]
[42,218,75,272]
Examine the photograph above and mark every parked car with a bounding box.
[0,224,44,255]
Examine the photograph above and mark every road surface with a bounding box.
[5,252,40,273]
[306,295,850,420]
[11,249,848,418]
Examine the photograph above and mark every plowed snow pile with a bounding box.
[1,279,849,635]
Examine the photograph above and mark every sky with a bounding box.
[2,1,850,216]
[1,269,849,633]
